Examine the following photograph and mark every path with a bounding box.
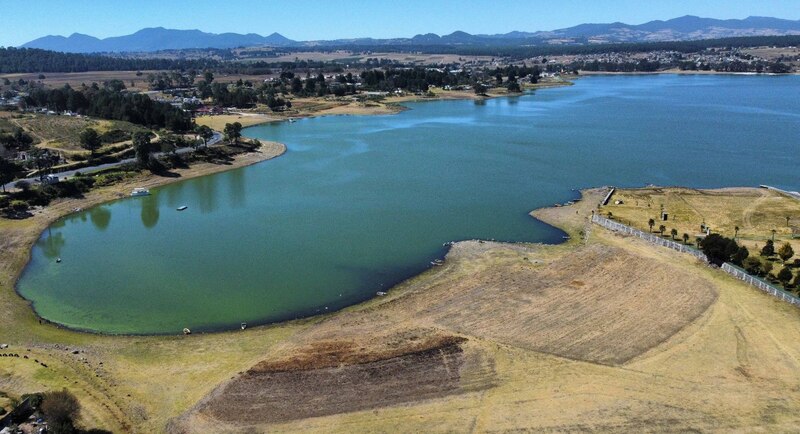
[3,132,222,190]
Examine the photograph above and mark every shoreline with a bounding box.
[576,69,800,76]
[5,83,577,337]
[210,80,575,128]
[6,141,287,336]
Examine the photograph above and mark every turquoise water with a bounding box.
[17,75,800,334]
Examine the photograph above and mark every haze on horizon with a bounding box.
[2,0,799,47]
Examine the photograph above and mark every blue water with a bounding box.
[17,74,800,334]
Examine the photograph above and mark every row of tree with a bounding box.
[22,84,192,131]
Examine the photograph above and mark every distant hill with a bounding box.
[22,27,297,53]
[20,16,800,53]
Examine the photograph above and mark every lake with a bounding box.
[17,74,800,334]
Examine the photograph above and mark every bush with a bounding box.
[777,266,793,286]
[14,180,30,191]
[40,389,80,433]
[9,199,28,211]
[731,246,749,266]
[98,129,131,144]
[761,240,775,257]
[743,256,761,275]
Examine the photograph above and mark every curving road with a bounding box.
[3,132,223,191]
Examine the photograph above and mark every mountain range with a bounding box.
[20,16,800,53]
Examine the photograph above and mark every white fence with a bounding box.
[721,263,800,308]
[592,213,800,309]
[591,214,709,262]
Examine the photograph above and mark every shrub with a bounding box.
[777,266,793,286]
[731,246,749,266]
[761,240,775,257]
[777,242,794,262]
[41,389,80,434]
[9,199,28,211]
[743,256,761,275]
[761,260,774,276]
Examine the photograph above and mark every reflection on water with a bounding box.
[140,195,160,229]
[37,229,65,259]
[89,206,112,231]
[193,175,218,213]
[227,169,247,208]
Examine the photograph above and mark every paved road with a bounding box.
[3,132,223,190]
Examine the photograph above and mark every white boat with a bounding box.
[130,188,150,197]
[177,206,188,211]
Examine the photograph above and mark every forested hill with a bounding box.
[0,47,218,73]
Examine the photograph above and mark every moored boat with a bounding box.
[130,187,150,197]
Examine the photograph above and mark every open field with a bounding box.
[193,113,279,131]
[13,113,149,153]
[601,186,800,255]
[233,50,494,65]
[0,71,160,92]
[2,182,800,432]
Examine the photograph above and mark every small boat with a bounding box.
[177,206,188,211]
[240,322,247,330]
[376,291,387,296]
[288,118,296,123]
[131,188,150,197]
[182,328,191,335]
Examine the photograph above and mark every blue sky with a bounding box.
[2,0,799,47]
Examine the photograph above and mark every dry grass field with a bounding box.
[193,113,278,131]
[0,71,159,92]
[601,186,800,255]
[14,114,148,153]
[2,185,800,433]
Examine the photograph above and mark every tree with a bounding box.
[699,233,739,265]
[41,389,81,434]
[0,156,21,192]
[133,132,151,169]
[195,124,214,148]
[29,148,59,181]
[506,80,521,93]
[731,246,749,266]
[79,128,101,158]
[473,83,487,95]
[682,233,690,245]
[777,266,793,286]
[648,218,655,233]
[743,256,761,275]
[761,239,775,257]
[658,225,666,236]
[670,228,678,240]
[223,122,242,144]
[734,225,739,239]
[777,242,794,262]
[204,71,214,84]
